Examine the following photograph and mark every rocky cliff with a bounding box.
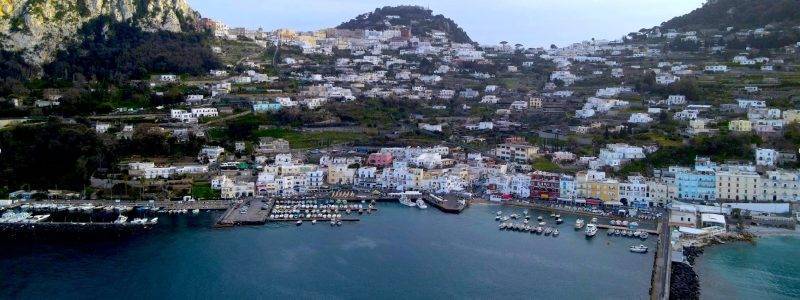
[0,0,197,64]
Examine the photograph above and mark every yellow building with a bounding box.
[728,120,752,132]
[327,164,355,185]
[275,28,297,40]
[576,171,620,202]
[783,110,800,124]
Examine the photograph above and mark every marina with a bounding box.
[0,203,656,299]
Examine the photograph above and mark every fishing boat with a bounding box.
[629,245,648,253]
[585,224,598,237]
[574,219,585,229]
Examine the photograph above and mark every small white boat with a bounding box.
[296,220,303,226]
[553,229,559,237]
[575,219,585,229]
[630,245,648,253]
[149,218,158,224]
[555,218,563,224]
[312,219,317,225]
[585,224,598,237]
[113,215,128,224]
[537,216,543,221]
[416,199,428,209]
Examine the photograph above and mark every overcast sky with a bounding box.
[187,0,706,47]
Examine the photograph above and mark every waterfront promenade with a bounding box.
[13,199,232,210]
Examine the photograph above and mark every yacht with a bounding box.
[574,219,585,229]
[585,224,598,237]
[629,245,648,253]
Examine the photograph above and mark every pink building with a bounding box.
[367,153,393,167]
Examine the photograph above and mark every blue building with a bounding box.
[675,157,717,201]
[252,101,282,113]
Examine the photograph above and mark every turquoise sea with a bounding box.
[0,204,656,299]
[695,236,800,300]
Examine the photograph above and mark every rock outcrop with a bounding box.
[0,0,197,64]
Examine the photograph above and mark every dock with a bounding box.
[0,221,154,239]
[425,194,467,214]
[597,224,659,235]
[650,215,672,300]
[21,200,232,210]
[215,198,273,227]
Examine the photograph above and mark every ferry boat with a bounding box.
[629,245,648,253]
[574,219,585,229]
[585,224,598,237]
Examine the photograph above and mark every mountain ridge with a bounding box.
[661,0,800,30]
[337,5,473,44]
[0,0,198,64]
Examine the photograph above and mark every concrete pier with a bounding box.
[215,198,273,227]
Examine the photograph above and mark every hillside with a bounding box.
[337,6,473,44]
[662,0,800,30]
[0,0,199,64]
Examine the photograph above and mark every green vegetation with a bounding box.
[532,158,561,173]
[45,17,221,83]
[337,5,473,43]
[254,128,366,149]
[191,182,220,200]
